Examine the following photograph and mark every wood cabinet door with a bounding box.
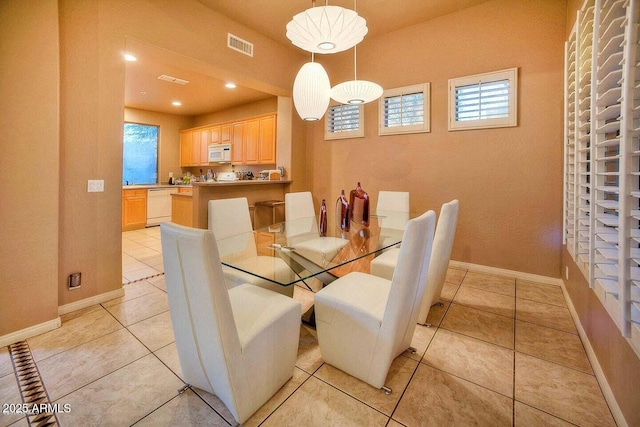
[244,119,260,164]
[200,129,210,165]
[191,129,202,166]
[258,115,276,164]
[221,124,232,143]
[122,189,147,230]
[180,131,192,166]
[210,126,221,144]
[231,122,244,164]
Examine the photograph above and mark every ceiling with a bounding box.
[124,0,491,116]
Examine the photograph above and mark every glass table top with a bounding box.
[216,211,409,287]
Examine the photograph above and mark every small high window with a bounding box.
[448,68,518,131]
[324,104,364,140]
[378,83,430,135]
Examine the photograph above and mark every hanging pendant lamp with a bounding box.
[286,1,368,54]
[330,45,383,104]
[293,54,331,121]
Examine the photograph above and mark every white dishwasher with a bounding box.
[147,188,178,226]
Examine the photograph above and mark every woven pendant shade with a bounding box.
[293,61,331,121]
[286,5,368,54]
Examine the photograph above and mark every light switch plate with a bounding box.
[88,179,104,192]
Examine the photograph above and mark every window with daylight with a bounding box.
[448,68,518,131]
[378,83,430,136]
[123,122,159,185]
[324,103,364,140]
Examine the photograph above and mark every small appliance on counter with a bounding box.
[216,171,239,182]
[259,169,282,180]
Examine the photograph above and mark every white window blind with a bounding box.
[378,83,430,135]
[324,104,364,140]
[448,68,518,131]
[564,0,640,353]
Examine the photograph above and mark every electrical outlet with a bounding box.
[87,179,104,192]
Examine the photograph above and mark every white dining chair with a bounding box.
[376,191,410,250]
[209,197,295,297]
[314,210,436,391]
[284,191,348,268]
[370,199,459,325]
[160,222,301,424]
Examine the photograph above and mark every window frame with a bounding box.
[122,122,160,185]
[324,103,365,140]
[448,67,518,131]
[378,83,430,136]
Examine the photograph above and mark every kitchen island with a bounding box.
[172,180,291,229]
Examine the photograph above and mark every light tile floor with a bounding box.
[0,229,618,426]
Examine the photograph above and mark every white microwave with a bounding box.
[208,143,231,163]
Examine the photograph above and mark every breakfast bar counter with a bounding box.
[173,180,291,228]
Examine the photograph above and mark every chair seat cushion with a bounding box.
[369,248,400,281]
[293,237,348,267]
[229,284,300,348]
[315,272,391,332]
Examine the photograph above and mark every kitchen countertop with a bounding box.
[194,179,291,186]
[123,180,290,190]
[122,184,192,190]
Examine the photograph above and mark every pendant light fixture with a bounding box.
[293,53,331,121]
[330,45,383,104]
[286,1,368,54]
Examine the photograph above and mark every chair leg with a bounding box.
[381,386,392,395]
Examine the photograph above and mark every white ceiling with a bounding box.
[124,0,491,116]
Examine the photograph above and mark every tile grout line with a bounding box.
[9,341,59,426]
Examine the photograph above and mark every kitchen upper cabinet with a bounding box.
[182,113,277,166]
[258,115,276,164]
[210,126,221,144]
[199,128,209,165]
[221,124,231,143]
[231,122,244,163]
[231,114,277,165]
[122,189,147,231]
[180,131,192,167]
[181,128,210,167]
[243,118,260,164]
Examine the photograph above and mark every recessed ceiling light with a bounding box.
[124,53,137,62]
[172,101,182,106]
[225,82,237,89]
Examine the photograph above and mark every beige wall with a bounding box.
[308,0,566,278]
[124,108,193,184]
[563,249,640,426]
[0,0,60,335]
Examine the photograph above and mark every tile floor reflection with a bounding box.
[0,228,617,426]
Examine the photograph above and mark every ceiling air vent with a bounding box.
[227,33,254,57]
[157,74,190,85]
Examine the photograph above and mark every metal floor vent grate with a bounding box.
[123,271,164,286]
[9,341,59,426]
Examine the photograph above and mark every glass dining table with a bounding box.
[215,210,410,289]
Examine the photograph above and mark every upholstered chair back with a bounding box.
[160,223,250,418]
[285,191,316,220]
[418,199,460,323]
[373,210,436,379]
[208,198,257,258]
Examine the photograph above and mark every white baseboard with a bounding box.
[0,317,61,347]
[449,260,564,286]
[58,288,125,316]
[559,281,627,427]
